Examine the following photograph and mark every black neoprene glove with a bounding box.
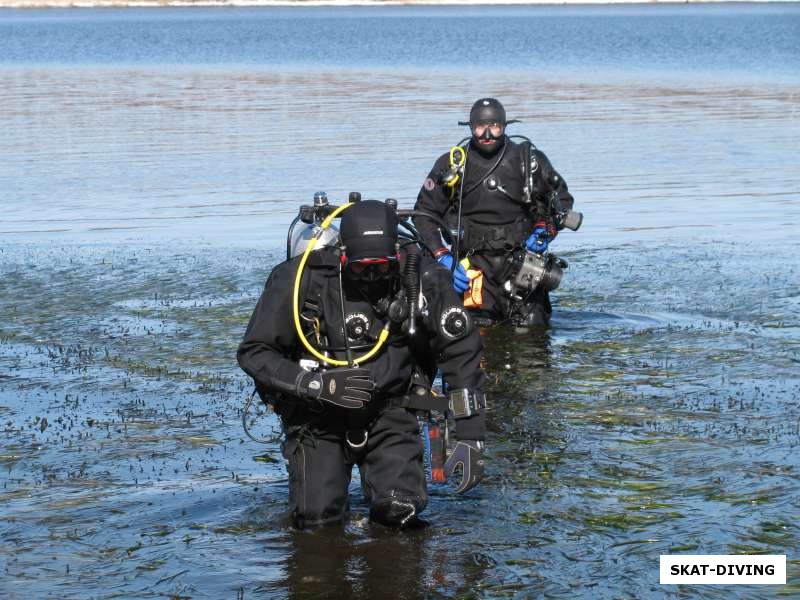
[296,367,375,409]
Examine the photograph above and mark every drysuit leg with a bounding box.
[359,407,428,527]
[282,433,352,528]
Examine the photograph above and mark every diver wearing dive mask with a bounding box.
[466,97,508,157]
[340,199,402,299]
[414,97,577,327]
[238,199,487,529]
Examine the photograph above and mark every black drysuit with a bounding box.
[414,137,574,325]
[237,247,485,527]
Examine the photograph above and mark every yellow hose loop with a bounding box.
[291,201,389,367]
[449,145,466,170]
[445,145,467,198]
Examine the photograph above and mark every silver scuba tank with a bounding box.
[288,222,340,258]
[287,191,340,259]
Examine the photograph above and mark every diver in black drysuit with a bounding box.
[414,98,575,327]
[238,200,487,529]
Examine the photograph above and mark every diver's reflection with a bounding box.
[281,523,428,600]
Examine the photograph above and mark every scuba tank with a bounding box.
[286,191,351,260]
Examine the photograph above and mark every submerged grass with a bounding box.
[582,510,684,531]
[2,234,799,599]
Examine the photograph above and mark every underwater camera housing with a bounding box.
[557,208,583,232]
[505,250,568,299]
[505,184,582,298]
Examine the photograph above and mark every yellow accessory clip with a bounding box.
[292,202,390,367]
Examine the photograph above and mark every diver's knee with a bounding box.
[369,493,426,528]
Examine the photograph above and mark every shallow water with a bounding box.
[2,4,800,599]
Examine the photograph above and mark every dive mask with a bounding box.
[345,256,399,282]
[471,120,505,155]
[473,121,504,138]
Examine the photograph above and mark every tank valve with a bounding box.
[313,191,329,207]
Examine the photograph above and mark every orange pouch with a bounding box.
[463,269,484,308]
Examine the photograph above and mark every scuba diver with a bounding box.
[237,198,487,529]
[413,98,582,327]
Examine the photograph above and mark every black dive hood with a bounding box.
[458,98,520,157]
[340,200,398,263]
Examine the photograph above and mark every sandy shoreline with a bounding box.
[1,0,796,7]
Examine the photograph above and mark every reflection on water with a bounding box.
[1,69,799,244]
[280,526,430,599]
[1,5,800,599]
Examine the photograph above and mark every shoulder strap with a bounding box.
[300,270,325,318]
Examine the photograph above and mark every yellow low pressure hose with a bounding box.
[446,145,467,200]
[292,202,390,367]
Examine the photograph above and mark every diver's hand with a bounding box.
[444,439,485,494]
[297,368,375,409]
[525,226,551,254]
[437,252,470,294]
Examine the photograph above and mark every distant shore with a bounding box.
[2,0,797,7]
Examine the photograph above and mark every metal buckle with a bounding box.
[448,389,487,419]
[448,389,471,418]
[345,429,368,450]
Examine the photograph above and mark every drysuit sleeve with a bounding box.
[534,148,574,213]
[237,260,307,399]
[413,152,454,252]
[420,259,487,440]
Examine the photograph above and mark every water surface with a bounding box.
[1,5,799,599]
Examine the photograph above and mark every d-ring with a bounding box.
[345,430,368,450]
